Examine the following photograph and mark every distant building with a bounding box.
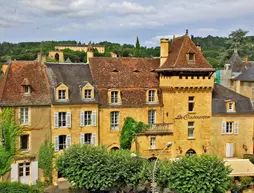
[55,43,105,54]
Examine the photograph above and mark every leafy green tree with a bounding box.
[38,139,54,183]
[134,37,140,57]
[168,155,232,193]
[0,108,21,176]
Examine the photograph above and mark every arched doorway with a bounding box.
[55,53,59,61]
[148,157,157,162]
[110,147,119,151]
[186,149,196,156]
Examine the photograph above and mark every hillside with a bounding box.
[1,34,254,68]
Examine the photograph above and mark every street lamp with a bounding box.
[151,141,172,193]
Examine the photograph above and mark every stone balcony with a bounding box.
[138,123,173,135]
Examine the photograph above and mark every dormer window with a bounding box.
[111,91,118,104]
[147,89,158,104]
[227,102,235,112]
[108,90,121,104]
[84,89,92,99]
[81,82,94,100]
[58,90,66,100]
[187,52,195,64]
[24,85,31,95]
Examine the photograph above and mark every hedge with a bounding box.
[0,182,43,193]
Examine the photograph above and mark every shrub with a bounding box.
[0,182,43,193]
[240,176,252,190]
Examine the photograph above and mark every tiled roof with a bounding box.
[89,57,160,88]
[46,63,98,104]
[0,61,51,106]
[212,84,253,114]
[228,51,254,73]
[89,57,161,106]
[157,34,214,72]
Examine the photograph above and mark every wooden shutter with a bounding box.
[222,121,226,134]
[31,161,38,185]
[11,163,18,182]
[54,112,59,128]
[66,135,71,148]
[80,111,84,127]
[234,121,239,134]
[67,112,71,128]
[92,133,96,145]
[92,111,96,126]
[80,134,84,144]
[226,143,234,158]
[54,136,59,152]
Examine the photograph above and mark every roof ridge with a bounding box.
[172,35,187,67]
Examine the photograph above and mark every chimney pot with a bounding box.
[160,38,169,66]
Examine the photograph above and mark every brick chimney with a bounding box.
[37,52,46,65]
[243,56,248,63]
[160,38,169,66]
[87,43,94,64]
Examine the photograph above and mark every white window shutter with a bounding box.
[11,163,18,182]
[117,112,120,130]
[222,121,226,134]
[80,111,84,127]
[226,143,234,158]
[92,133,96,145]
[92,111,96,126]
[54,136,59,152]
[67,112,71,128]
[67,135,71,148]
[80,134,84,144]
[234,121,239,134]
[31,161,38,185]
[54,112,59,128]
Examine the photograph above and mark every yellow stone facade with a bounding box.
[55,45,105,54]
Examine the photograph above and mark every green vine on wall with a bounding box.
[0,107,21,176]
[120,117,149,150]
[38,139,54,184]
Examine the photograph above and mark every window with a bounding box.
[228,103,234,112]
[252,87,254,95]
[58,90,66,100]
[148,90,156,102]
[19,163,30,177]
[188,96,195,112]
[110,111,120,130]
[24,86,31,95]
[80,111,96,127]
[84,133,92,144]
[111,91,118,104]
[20,135,29,152]
[189,53,195,61]
[20,107,29,125]
[59,112,66,127]
[84,89,92,99]
[226,122,233,134]
[243,82,248,93]
[58,135,67,150]
[84,111,92,126]
[150,137,156,149]
[148,110,156,125]
[188,122,194,138]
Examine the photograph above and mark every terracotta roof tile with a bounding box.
[158,34,214,71]
[0,61,51,106]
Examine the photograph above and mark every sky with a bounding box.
[1,0,254,47]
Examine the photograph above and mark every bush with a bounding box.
[0,182,43,193]
[240,177,252,190]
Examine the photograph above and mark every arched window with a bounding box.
[111,147,119,151]
[55,53,60,61]
[148,157,157,162]
[186,149,196,156]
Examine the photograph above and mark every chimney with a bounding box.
[243,56,248,63]
[87,43,94,64]
[196,42,201,51]
[37,52,46,65]
[160,38,169,66]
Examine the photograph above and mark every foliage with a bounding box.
[231,183,241,192]
[0,108,21,176]
[0,182,44,193]
[56,144,148,192]
[156,160,172,191]
[168,155,232,193]
[120,117,149,150]
[134,37,140,57]
[38,139,54,183]
[240,176,252,190]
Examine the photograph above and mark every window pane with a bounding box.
[148,110,156,125]
[58,90,66,100]
[84,133,92,144]
[59,135,66,150]
[20,135,29,151]
[84,111,92,125]
[59,112,67,127]
[111,91,118,103]
[85,90,92,99]
[111,111,119,129]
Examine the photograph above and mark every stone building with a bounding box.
[55,44,105,54]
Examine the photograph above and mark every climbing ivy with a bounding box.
[120,117,149,150]
[38,139,54,183]
[0,107,21,176]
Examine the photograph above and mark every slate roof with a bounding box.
[157,33,215,72]
[212,84,253,114]
[228,51,254,73]
[0,61,51,106]
[234,66,254,81]
[89,57,161,106]
[45,63,98,104]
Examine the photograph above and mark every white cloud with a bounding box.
[196,28,218,33]
[53,23,84,33]
[108,1,155,14]
[145,34,182,47]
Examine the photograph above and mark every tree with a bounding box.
[38,139,54,183]
[0,108,21,176]
[168,155,232,193]
[134,37,140,57]
[228,29,248,50]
